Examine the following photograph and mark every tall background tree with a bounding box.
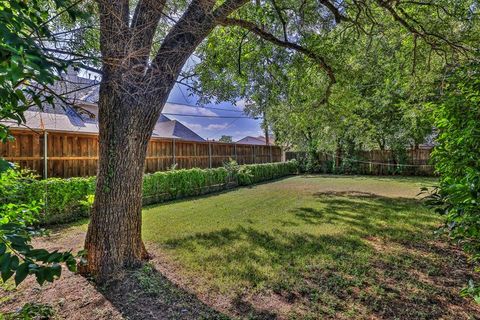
[194,0,477,155]
[219,135,233,142]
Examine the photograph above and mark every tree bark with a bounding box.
[263,111,269,145]
[81,72,172,282]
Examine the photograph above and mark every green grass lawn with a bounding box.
[137,175,478,319]
[10,175,478,319]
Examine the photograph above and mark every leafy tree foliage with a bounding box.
[0,0,83,286]
[219,135,233,143]
[193,0,478,154]
[0,0,85,140]
[426,60,480,300]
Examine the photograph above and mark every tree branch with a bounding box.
[218,17,336,102]
[318,0,349,23]
[212,0,249,20]
[271,0,288,41]
[150,0,249,89]
[96,0,131,70]
[151,0,217,76]
[129,0,167,68]
[376,0,470,53]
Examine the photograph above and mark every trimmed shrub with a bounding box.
[1,161,298,225]
[142,167,230,205]
[237,160,298,185]
[25,177,96,224]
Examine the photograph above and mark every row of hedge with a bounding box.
[2,161,298,225]
[291,153,434,176]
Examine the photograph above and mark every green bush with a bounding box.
[142,167,230,205]
[30,177,96,224]
[0,165,38,204]
[237,161,298,185]
[1,161,298,225]
[0,166,79,287]
[425,61,480,301]
[0,167,96,225]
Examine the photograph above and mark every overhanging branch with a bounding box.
[376,0,470,53]
[217,17,336,102]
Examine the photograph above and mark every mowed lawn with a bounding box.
[140,175,479,319]
[4,175,479,320]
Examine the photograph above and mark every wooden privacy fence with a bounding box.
[286,148,434,176]
[0,130,282,178]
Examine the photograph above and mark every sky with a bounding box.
[80,58,264,142]
[165,83,264,141]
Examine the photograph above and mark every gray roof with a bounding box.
[49,68,100,105]
[236,136,274,145]
[152,118,205,141]
[2,70,205,141]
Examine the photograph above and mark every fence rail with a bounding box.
[0,130,282,178]
[286,148,434,176]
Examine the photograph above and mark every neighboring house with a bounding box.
[2,69,205,142]
[236,136,275,145]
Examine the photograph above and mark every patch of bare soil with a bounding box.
[1,231,228,320]
[1,229,121,320]
[1,264,122,320]
[100,265,228,320]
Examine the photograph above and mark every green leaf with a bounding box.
[35,268,46,285]
[10,255,19,269]
[0,243,6,255]
[1,269,14,282]
[14,262,29,286]
[0,158,12,172]
[0,252,11,274]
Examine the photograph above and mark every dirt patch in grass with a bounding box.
[1,232,228,320]
[101,264,228,320]
[0,228,119,320]
[1,266,122,320]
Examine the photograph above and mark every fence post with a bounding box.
[172,139,176,166]
[252,145,255,163]
[43,131,48,179]
[193,142,197,168]
[234,143,237,162]
[208,141,212,168]
[269,145,272,163]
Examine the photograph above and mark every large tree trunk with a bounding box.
[81,76,170,282]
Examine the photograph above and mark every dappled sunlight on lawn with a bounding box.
[5,175,476,319]
[141,175,479,319]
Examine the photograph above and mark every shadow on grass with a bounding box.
[163,193,479,319]
[100,264,229,320]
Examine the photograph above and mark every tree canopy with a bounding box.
[193,0,478,152]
